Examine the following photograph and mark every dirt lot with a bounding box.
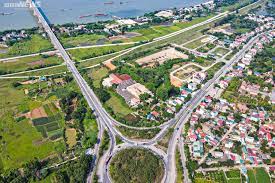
[136,47,188,67]
[109,32,141,41]
[27,60,45,66]
[30,107,48,119]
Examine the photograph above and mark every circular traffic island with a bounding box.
[109,148,164,183]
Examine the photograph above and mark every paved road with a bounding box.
[165,34,261,183]
[27,0,263,182]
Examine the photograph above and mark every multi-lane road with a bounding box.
[26,0,262,182]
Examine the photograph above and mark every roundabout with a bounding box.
[108,148,165,183]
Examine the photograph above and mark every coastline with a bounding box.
[0,0,209,32]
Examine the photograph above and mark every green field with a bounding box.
[0,35,53,58]
[6,65,68,77]
[254,168,271,183]
[197,43,216,53]
[88,66,109,88]
[33,103,64,140]
[213,47,230,57]
[0,55,63,75]
[129,14,215,42]
[206,62,226,81]
[184,36,208,49]
[0,79,65,171]
[68,44,133,61]
[109,148,164,183]
[225,170,241,178]
[105,91,133,117]
[60,34,106,48]
[194,171,227,183]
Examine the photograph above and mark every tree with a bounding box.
[95,88,110,103]
[12,82,22,88]
[140,93,150,101]
[156,86,169,100]
[185,94,192,103]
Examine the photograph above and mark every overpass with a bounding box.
[27,1,168,182]
[26,0,263,182]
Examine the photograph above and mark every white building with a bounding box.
[155,10,173,18]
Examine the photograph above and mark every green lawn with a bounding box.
[89,66,109,88]
[0,34,53,58]
[68,44,133,61]
[105,92,133,117]
[60,34,105,48]
[0,55,63,75]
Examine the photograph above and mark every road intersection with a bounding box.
[26,0,262,182]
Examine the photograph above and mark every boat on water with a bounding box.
[0,12,15,16]
[79,14,93,19]
[94,13,108,17]
[79,13,108,19]
[61,8,72,12]
[104,1,114,5]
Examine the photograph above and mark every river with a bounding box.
[0,0,208,31]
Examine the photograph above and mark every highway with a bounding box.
[165,34,261,183]
[26,0,262,182]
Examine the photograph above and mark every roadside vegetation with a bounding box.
[176,148,184,183]
[117,126,161,140]
[99,130,110,157]
[109,148,164,183]
[158,128,173,149]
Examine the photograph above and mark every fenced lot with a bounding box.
[135,47,188,67]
